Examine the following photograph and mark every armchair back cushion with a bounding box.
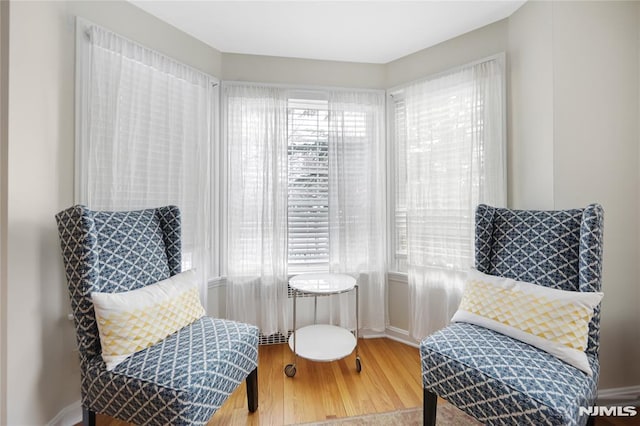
[56,205,181,364]
[474,204,604,355]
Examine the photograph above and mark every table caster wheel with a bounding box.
[355,356,362,373]
[284,363,297,377]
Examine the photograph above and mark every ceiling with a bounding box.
[130,1,526,64]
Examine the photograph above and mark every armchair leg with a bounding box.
[82,407,96,426]
[246,367,258,413]
[424,389,437,426]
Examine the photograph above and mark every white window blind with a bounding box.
[287,98,330,272]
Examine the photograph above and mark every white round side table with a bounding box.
[284,273,361,377]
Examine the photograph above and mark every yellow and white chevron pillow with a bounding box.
[92,269,206,370]
[451,269,603,376]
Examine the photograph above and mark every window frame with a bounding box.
[386,92,408,274]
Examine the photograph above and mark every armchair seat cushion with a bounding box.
[421,323,598,426]
[84,317,259,426]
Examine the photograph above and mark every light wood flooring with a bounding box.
[95,338,423,426]
[91,337,639,425]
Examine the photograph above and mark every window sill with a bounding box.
[387,271,408,282]
[208,276,227,288]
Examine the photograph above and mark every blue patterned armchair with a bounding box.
[56,205,259,426]
[421,204,604,426]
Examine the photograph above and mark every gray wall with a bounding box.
[550,1,639,389]
[70,1,223,77]
[507,0,640,390]
[507,1,554,209]
[386,19,509,89]
[4,1,222,423]
[222,52,386,89]
[0,1,9,424]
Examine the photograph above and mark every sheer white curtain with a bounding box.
[76,21,212,300]
[404,57,506,340]
[223,84,290,336]
[327,91,387,332]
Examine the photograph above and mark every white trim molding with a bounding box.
[47,399,82,426]
[359,328,386,340]
[596,385,640,406]
[385,325,419,349]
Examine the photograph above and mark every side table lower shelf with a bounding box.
[284,325,361,377]
[289,324,356,361]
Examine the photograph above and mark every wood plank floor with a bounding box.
[95,338,423,426]
[210,337,422,425]
[91,337,639,425]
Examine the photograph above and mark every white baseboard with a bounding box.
[359,328,386,339]
[596,385,640,406]
[47,399,81,426]
[385,325,419,348]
